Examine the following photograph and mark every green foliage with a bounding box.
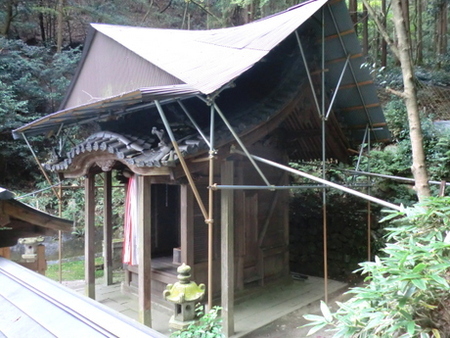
[0,37,80,187]
[19,176,125,234]
[171,304,223,338]
[302,196,450,337]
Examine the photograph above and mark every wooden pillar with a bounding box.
[36,244,47,275]
[85,172,96,299]
[221,160,234,337]
[103,171,113,285]
[0,247,10,259]
[180,184,194,271]
[137,175,152,326]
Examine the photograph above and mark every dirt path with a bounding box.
[243,287,354,338]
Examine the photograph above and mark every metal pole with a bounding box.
[325,55,350,120]
[22,133,64,282]
[212,185,326,190]
[154,101,208,220]
[367,128,372,261]
[213,103,271,186]
[230,148,402,211]
[177,100,211,148]
[58,181,63,283]
[355,126,369,172]
[22,133,59,199]
[207,104,215,311]
[212,183,373,190]
[326,5,376,137]
[321,7,328,304]
[352,125,369,185]
[345,170,450,186]
[295,31,321,116]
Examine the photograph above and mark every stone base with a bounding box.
[168,315,197,330]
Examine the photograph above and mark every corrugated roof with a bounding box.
[12,0,390,149]
[91,0,327,95]
[13,84,199,139]
[0,257,166,337]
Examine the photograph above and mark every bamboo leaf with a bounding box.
[411,278,427,290]
[430,274,449,287]
[406,320,415,335]
[320,301,333,322]
[432,328,441,338]
[412,263,426,274]
[306,322,328,336]
[303,314,326,322]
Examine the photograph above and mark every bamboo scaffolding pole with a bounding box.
[154,101,208,220]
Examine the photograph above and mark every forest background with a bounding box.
[0,0,450,238]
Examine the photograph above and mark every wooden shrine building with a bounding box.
[13,0,390,335]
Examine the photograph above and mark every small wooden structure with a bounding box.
[0,188,72,248]
[0,187,72,274]
[13,0,390,335]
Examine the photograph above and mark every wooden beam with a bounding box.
[180,184,194,271]
[319,29,355,42]
[347,122,388,129]
[2,200,72,232]
[85,172,96,299]
[137,175,152,327]
[326,53,363,65]
[221,160,234,337]
[103,171,113,285]
[339,80,373,90]
[338,103,380,112]
[0,209,10,227]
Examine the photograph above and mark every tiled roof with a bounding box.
[45,131,207,171]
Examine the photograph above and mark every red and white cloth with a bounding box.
[122,175,139,265]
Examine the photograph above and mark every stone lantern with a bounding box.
[18,237,44,262]
[163,263,206,329]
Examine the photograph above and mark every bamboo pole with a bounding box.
[154,101,208,220]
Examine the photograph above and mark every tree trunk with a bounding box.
[1,1,14,37]
[39,0,46,42]
[56,0,64,53]
[381,0,387,67]
[416,0,423,65]
[437,0,448,64]
[391,0,431,199]
[400,0,412,59]
[362,3,369,55]
[349,0,358,32]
